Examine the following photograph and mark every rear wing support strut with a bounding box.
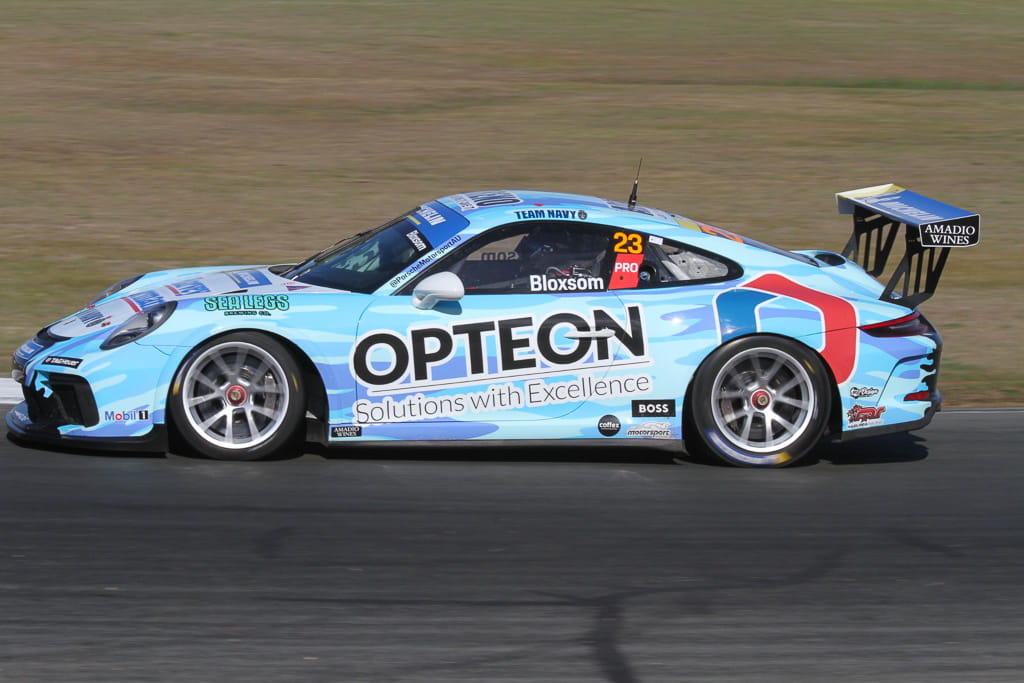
[836,185,979,308]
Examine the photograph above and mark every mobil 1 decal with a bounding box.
[609,230,645,290]
[350,305,654,423]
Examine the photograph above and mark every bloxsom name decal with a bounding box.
[351,304,649,394]
[529,275,604,292]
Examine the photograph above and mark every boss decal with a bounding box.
[632,399,675,418]
[351,305,649,393]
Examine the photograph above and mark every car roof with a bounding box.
[435,189,696,234]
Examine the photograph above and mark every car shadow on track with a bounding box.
[817,431,929,466]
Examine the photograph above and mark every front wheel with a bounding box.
[686,336,832,467]
[169,332,305,461]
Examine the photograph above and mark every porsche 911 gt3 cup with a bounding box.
[8,184,979,466]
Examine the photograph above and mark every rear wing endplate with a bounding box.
[836,184,980,308]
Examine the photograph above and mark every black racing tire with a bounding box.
[685,335,831,468]
[168,332,306,461]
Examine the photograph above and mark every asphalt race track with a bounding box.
[1,408,1022,682]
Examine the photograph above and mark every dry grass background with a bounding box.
[1,0,1021,405]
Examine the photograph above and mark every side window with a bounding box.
[406,222,615,294]
[612,235,738,290]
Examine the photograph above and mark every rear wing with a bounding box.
[836,184,980,308]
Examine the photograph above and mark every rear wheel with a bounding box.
[686,336,831,467]
[169,332,305,461]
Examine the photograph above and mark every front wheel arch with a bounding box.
[166,330,314,460]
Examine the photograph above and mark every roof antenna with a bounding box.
[627,157,643,210]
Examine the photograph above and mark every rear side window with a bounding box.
[611,234,740,290]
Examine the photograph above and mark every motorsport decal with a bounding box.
[352,304,649,391]
[450,191,522,211]
[847,404,886,427]
[204,294,290,315]
[42,356,83,369]
[529,275,605,292]
[386,234,463,289]
[632,399,675,418]
[512,208,587,221]
[626,421,672,438]
[104,409,150,422]
[330,425,363,438]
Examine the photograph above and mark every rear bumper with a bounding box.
[833,391,941,443]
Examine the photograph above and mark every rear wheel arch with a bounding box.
[682,333,837,467]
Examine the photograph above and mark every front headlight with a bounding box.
[90,274,144,305]
[100,302,176,350]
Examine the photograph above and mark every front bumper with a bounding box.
[6,372,168,453]
[6,399,168,452]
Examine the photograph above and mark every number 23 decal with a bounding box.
[613,231,643,254]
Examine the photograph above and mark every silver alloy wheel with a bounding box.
[180,341,290,450]
[709,346,815,453]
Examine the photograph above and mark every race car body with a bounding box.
[7,186,979,466]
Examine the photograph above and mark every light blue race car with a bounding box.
[8,185,979,466]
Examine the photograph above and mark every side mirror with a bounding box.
[412,272,465,310]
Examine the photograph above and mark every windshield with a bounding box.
[287,213,432,293]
